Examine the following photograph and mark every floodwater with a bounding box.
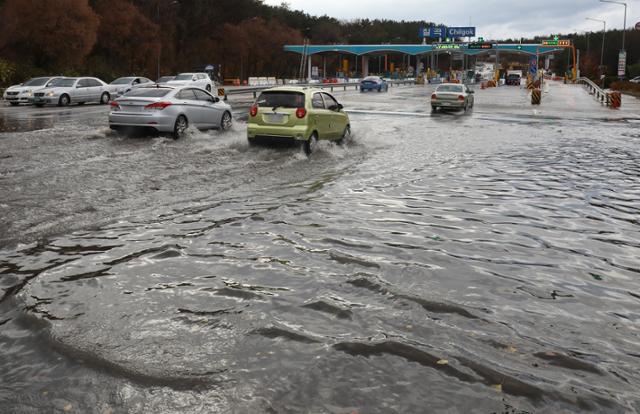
[1,83,640,413]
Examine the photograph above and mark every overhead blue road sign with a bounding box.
[447,27,476,37]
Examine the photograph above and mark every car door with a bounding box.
[74,79,90,102]
[193,88,222,128]
[88,78,103,102]
[310,92,331,138]
[322,93,346,138]
[175,88,203,126]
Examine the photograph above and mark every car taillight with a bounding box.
[250,105,258,117]
[144,101,172,110]
[295,107,307,119]
[458,95,465,101]
[431,93,437,100]
[110,101,120,110]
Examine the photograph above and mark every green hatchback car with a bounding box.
[247,87,350,155]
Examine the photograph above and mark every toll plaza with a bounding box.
[284,42,575,82]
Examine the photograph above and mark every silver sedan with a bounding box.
[108,85,233,139]
[31,77,111,106]
[431,83,475,112]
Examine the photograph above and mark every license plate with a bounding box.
[265,113,286,124]
[442,102,451,106]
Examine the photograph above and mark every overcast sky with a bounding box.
[264,0,637,40]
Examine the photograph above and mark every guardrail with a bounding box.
[222,79,416,99]
[577,77,609,105]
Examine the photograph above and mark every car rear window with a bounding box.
[437,85,463,93]
[125,88,172,97]
[256,91,305,108]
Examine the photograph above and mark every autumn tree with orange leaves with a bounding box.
[0,0,99,71]
[93,0,160,76]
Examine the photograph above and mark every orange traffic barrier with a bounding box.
[531,88,541,105]
[609,91,621,109]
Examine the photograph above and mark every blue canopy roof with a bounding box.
[284,44,564,56]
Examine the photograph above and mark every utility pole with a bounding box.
[586,17,606,85]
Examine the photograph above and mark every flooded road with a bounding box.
[1,83,640,413]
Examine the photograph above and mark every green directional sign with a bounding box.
[433,43,462,50]
[553,35,559,41]
[478,37,484,42]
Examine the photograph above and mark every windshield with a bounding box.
[256,91,305,108]
[124,88,172,98]
[49,78,76,87]
[111,77,134,85]
[174,74,194,81]
[158,77,174,82]
[23,77,50,87]
[437,85,464,93]
[363,77,380,82]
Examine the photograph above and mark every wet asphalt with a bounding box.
[1,83,640,413]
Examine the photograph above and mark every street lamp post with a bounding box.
[155,1,180,81]
[586,17,606,81]
[599,0,627,79]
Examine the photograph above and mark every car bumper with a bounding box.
[4,95,33,103]
[247,123,312,141]
[431,99,465,108]
[30,95,58,105]
[108,112,175,132]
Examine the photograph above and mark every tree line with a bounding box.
[0,0,637,85]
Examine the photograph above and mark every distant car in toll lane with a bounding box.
[3,76,62,106]
[167,73,214,93]
[360,76,389,92]
[247,86,350,155]
[109,77,155,97]
[31,77,112,107]
[505,73,522,86]
[431,83,475,112]
[108,85,233,139]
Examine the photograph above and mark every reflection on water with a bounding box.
[1,85,640,413]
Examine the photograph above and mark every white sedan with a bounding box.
[167,73,214,93]
[109,77,155,97]
[108,85,233,139]
[3,77,62,106]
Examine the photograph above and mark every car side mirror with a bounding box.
[337,103,344,111]
[469,90,475,94]
[213,97,220,103]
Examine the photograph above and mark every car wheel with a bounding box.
[220,111,232,131]
[336,125,350,146]
[206,85,212,92]
[431,105,438,113]
[100,92,110,105]
[173,115,188,139]
[377,87,382,93]
[58,94,70,106]
[303,132,318,156]
[463,103,468,112]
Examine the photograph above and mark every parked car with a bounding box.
[108,85,232,139]
[167,73,214,92]
[3,76,62,106]
[360,76,388,92]
[505,73,521,86]
[31,77,111,107]
[431,83,475,112]
[109,76,154,97]
[156,76,175,84]
[630,76,640,84]
[247,86,350,155]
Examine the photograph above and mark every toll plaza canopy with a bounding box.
[284,43,565,56]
